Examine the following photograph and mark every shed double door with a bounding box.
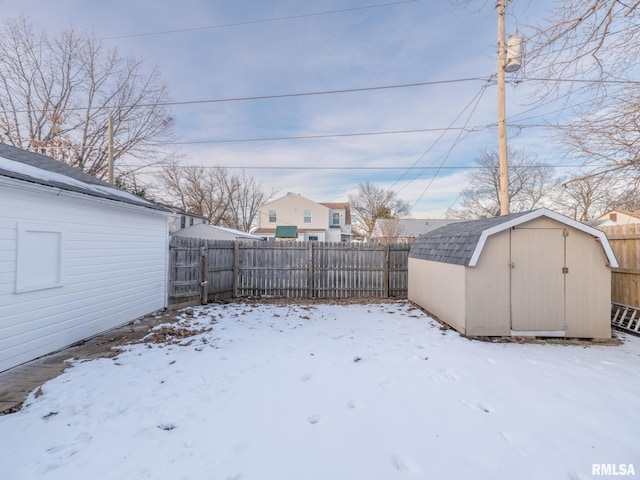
[510,227,566,333]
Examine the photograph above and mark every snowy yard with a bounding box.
[1,301,639,480]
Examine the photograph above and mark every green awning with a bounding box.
[275,226,298,238]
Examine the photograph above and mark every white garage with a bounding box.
[0,144,170,372]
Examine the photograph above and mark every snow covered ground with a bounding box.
[1,301,639,480]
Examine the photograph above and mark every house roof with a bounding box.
[275,225,298,238]
[0,143,167,212]
[172,223,263,240]
[261,192,316,209]
[596,209,640,220]
[409,208,618,268]
[372,218,463,238]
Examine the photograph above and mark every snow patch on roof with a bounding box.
[0,155,154,207]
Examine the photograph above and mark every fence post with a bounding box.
[384,244,390,298]
[199,243,208,305]
[307,242,314,299]
[233,241,239,298]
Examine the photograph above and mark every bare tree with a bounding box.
[447,148,555,219]
[524,2,640,176]
[527,1,640,86]
[455,2,640,179]
[556,90,640,177]
[156,164,231,224]
[348,182,410,237]
[374,218,406,243]
[156,164,267,229]
[0,16,174,179]
[553,171,640,221]
[552,173,613,221]
[225,170,269,232]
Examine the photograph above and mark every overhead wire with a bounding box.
[408,82,490,209]
[120,163,590,171]
[6,77,490,113]
[102,1,421,40]
[388,79,493,194]
[5,75,634,115]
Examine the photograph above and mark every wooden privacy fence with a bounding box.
[599,224,640,308]
[168,237,410,307]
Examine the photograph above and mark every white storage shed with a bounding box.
[0,144,170,372]
[408,209,618,339]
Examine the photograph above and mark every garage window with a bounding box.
[16,224,64,293]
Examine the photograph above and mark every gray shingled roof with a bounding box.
[409,211,532,265]
[0,143,167,211]
[372,218,463,239]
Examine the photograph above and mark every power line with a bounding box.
[525,77,640,85]
[103,1,420,40]
[154,126,487,145]
[118,163,596,171]
[409,83,489,208]
[9,122,563,153]
[389,82,492,193]
[6,75,635,114]
[7,77,490,113]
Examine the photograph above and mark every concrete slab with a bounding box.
[0,309,183,415]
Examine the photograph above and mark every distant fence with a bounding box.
[168,237,410,307]
[600,224,640,308]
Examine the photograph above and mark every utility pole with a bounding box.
[497,0,509,215]
[108,115,114,184]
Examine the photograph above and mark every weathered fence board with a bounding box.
[168,237,410,306]
[600,224,640,269]
[611,268,640,309]
[599,225,640,307]
[168,237,202,308]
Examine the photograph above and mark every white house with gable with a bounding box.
[253,192,352,242]
[0,144,171,372]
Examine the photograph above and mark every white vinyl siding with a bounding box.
[0,180,168,372]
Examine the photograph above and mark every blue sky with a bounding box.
[2,0,574,217]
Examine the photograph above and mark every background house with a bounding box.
[591,210,640,227]
[253,192,352,242]
[408,209,617,339]
[0,144,171,372]
[172,223,264,241]
[370,218,463,244]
